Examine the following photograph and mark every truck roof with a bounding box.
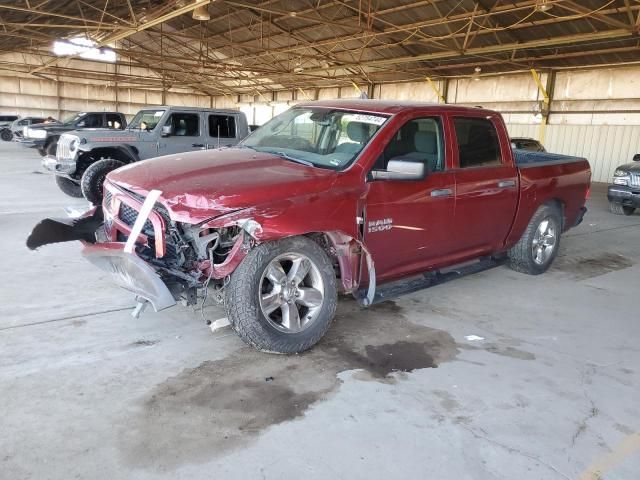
[294,99,497,116]
[145,106,241,115]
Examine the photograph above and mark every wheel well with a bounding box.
[544,198,565,230]
[90,147,134,164]
[44,135,59,147]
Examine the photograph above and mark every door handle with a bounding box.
[497,180,516,188]
[192,143,205,148]
[430,188,453,197]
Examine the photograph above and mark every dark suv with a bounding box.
[608,154,640,215]
[20,111,126,157]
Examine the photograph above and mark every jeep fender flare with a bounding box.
[79,144,140,164]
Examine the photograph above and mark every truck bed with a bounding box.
[513,149,587,167]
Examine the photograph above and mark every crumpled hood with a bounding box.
[107,148,340,224]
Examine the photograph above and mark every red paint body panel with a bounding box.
[101,100,591,289]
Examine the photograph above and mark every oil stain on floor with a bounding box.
[118,300,458,469]
[552,252,633,280]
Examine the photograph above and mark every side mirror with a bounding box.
[633,154,640,162]
[161,125,172,137]
[371,160,426,181]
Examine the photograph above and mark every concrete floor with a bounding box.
[1,141,639,480]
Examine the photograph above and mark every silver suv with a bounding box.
[43,106,250,203]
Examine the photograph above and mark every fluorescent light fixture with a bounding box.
[53,37,116,63]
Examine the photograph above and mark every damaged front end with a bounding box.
[27,182,260,316]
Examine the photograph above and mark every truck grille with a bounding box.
[119,203,154,235]
[56,135,76,161]
[630,173,640,188]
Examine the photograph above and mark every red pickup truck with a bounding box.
[28,100,591,354]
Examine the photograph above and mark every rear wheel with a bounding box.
[609,201,635,216]
[1,129,12,141]
[80,158,124,204]
[226,236,337,354]
[508,204,562,275]
[55,176,83,198]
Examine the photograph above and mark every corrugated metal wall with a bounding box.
[3,53,640,183]
[506,124,640,183]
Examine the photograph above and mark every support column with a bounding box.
[531,68,554,144]
[426,77,446,103]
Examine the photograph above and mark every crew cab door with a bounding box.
[450,115,518,256]
[364,116,456,282]
[206,113,241,149]
[158,111,206,155]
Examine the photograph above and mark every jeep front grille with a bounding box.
[56,136,76,161]
[630,173,640,188]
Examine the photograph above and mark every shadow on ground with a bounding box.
[118,299,458,469]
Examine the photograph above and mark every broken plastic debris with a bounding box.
[64,204,93,218]
[209,317,231,333]
[464,335,485,341]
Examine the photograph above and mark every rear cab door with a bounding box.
[449,113,518,257]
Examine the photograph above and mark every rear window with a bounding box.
[208,115,236,138]
[454,117,502,168]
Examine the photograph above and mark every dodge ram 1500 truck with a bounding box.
[28,100,591,354]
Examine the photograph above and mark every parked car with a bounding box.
[7,117,49,141]
[0,115,20,141]
[20,111,127,157]
[511,137,546,152]
[28,100,591,354]
[608,154,640,215]
[42,106,249,202]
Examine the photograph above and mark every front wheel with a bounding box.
[609,201,635,216]
[226,236,337,354]
[54,176,83,198]
[0,129,12,141]
[80,158,124,204]
[508,204,561,275]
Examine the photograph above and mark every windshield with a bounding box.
[129,109,166,131]
[62,113,86,125]
[241,107,388,170]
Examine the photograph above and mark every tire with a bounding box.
[45,142,57,157]
[609,201,635,216]
[508,204,562,275]
[226,236,338,354]
[80,158,124,204]
[55,176,83,198]
[1,129,12,141]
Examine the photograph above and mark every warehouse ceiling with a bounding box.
[1,0,640,96]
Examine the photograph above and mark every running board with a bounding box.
[355,257,506,306]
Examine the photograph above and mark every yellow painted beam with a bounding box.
[425,77,445,103]
[531,68,550,144]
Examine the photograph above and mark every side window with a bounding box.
[82,114,102,128]
[166,113,200,137]
[454,117,502,168]
[106,114,122,129]
[208,115,236,139]
[374,117,444,173]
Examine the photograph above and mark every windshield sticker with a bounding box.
[153,111,164,117]
[350,114,386,125]
[329,159,341,166]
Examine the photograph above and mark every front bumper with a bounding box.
[42,155,77,175]
[608,185,640,208]
[83,242,177,311]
